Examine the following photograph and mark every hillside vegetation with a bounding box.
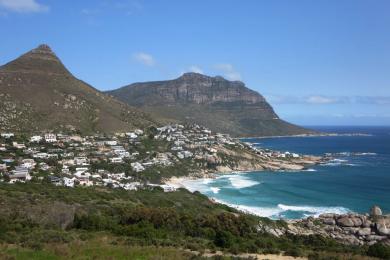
[0,183,388,259]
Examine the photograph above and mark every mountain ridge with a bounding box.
[106,73,314,137]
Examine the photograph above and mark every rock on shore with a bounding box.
[269,206,390,246]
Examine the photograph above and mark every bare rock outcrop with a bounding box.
[286,206,390,246]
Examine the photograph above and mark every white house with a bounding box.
[12,142,26,149]
[160,184,177,192]
[9,167,31,183]
[77,176,93,186]
[1,133,14,139]
[74,157,89,165]
[126,132,138,139]
[110,157,123,163]
[44,134,57,143]
[131,162,145,172]
[105,140,117,146]
[30,136,42,143]
[63,177,75,187]
[21,159,36,169]
[134,129,144,135]
[33,152,49,159]
[75,167,89,176]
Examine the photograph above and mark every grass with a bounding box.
[0,237,197,260]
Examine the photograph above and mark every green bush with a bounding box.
[367,243,390,259]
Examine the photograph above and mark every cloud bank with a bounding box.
[0,0,49,13]
[265,95,390,105]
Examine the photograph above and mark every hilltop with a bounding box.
[106,72,314,137]
[0,44,159,134]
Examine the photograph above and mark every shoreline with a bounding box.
[237,132,373,140]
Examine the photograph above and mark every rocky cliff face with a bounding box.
[107,73,314,137]
[0,44,159,133]
[128,73,267,106]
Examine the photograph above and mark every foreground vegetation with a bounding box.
[0,183,389,259]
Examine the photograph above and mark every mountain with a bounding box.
[106,72,314,137]
[0,44,159,134]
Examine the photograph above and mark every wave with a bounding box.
[212,198,282,218]
[331,159,348,162]
[227,175,261,189]
[303,168,317,172]
[210,187,220,194]
[322,162,359,167]
[355,152,377,156]
[277,204,350,217]
[181,179,213,193]
[326,152,377,157]
[212,198,350,219]
[212,199,350,219]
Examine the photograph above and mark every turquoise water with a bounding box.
[182,126,390,219]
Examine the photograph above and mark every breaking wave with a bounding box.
[213,199,350,219]
[326,152,377,157]
[322,158,359,167]
[277,204,350,217]
[226,175,261,189]
[210,187,220,194]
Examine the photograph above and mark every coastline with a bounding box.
[237,132,373,140]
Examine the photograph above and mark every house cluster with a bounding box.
[0,130,149,190]
[243,142,300,159]
[0,125,302,192]
[1,125,238,191]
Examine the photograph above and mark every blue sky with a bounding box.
[1,0,389,126]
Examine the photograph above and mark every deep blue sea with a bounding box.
[182,126,390,219]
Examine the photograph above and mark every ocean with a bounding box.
[181,126,390,219]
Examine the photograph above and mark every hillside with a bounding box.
[0,183,378,259]
[106,73,314,137]
[0,44,159,134]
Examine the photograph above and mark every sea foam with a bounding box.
[212,199,350,219]
[210,187,220,194]
[227,175,261,189]
[277,204,350,217]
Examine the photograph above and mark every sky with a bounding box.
[0,0,389,126]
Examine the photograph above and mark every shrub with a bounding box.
[367,243,390,259]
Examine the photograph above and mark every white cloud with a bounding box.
[133,52,156,67]
[0,0,49,13]
[265,94,390,105]
[214,63,242,81]
[188,65,203,74]
[306,95,338,104]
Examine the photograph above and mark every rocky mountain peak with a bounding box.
[34,44,54,53]
[1,44,67,74]
[178,72,211,81]
[27,44,60,62]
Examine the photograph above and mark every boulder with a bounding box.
[319,213,336,219]
[375,218,390,236]
[366,235,387,241]
[377,225,390,236]
[370,205,382,216]
[323,218,336,225]
[362,219,372,228]
[357,228,371,236]
[337,217,355,227]
[351,217,363,227]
